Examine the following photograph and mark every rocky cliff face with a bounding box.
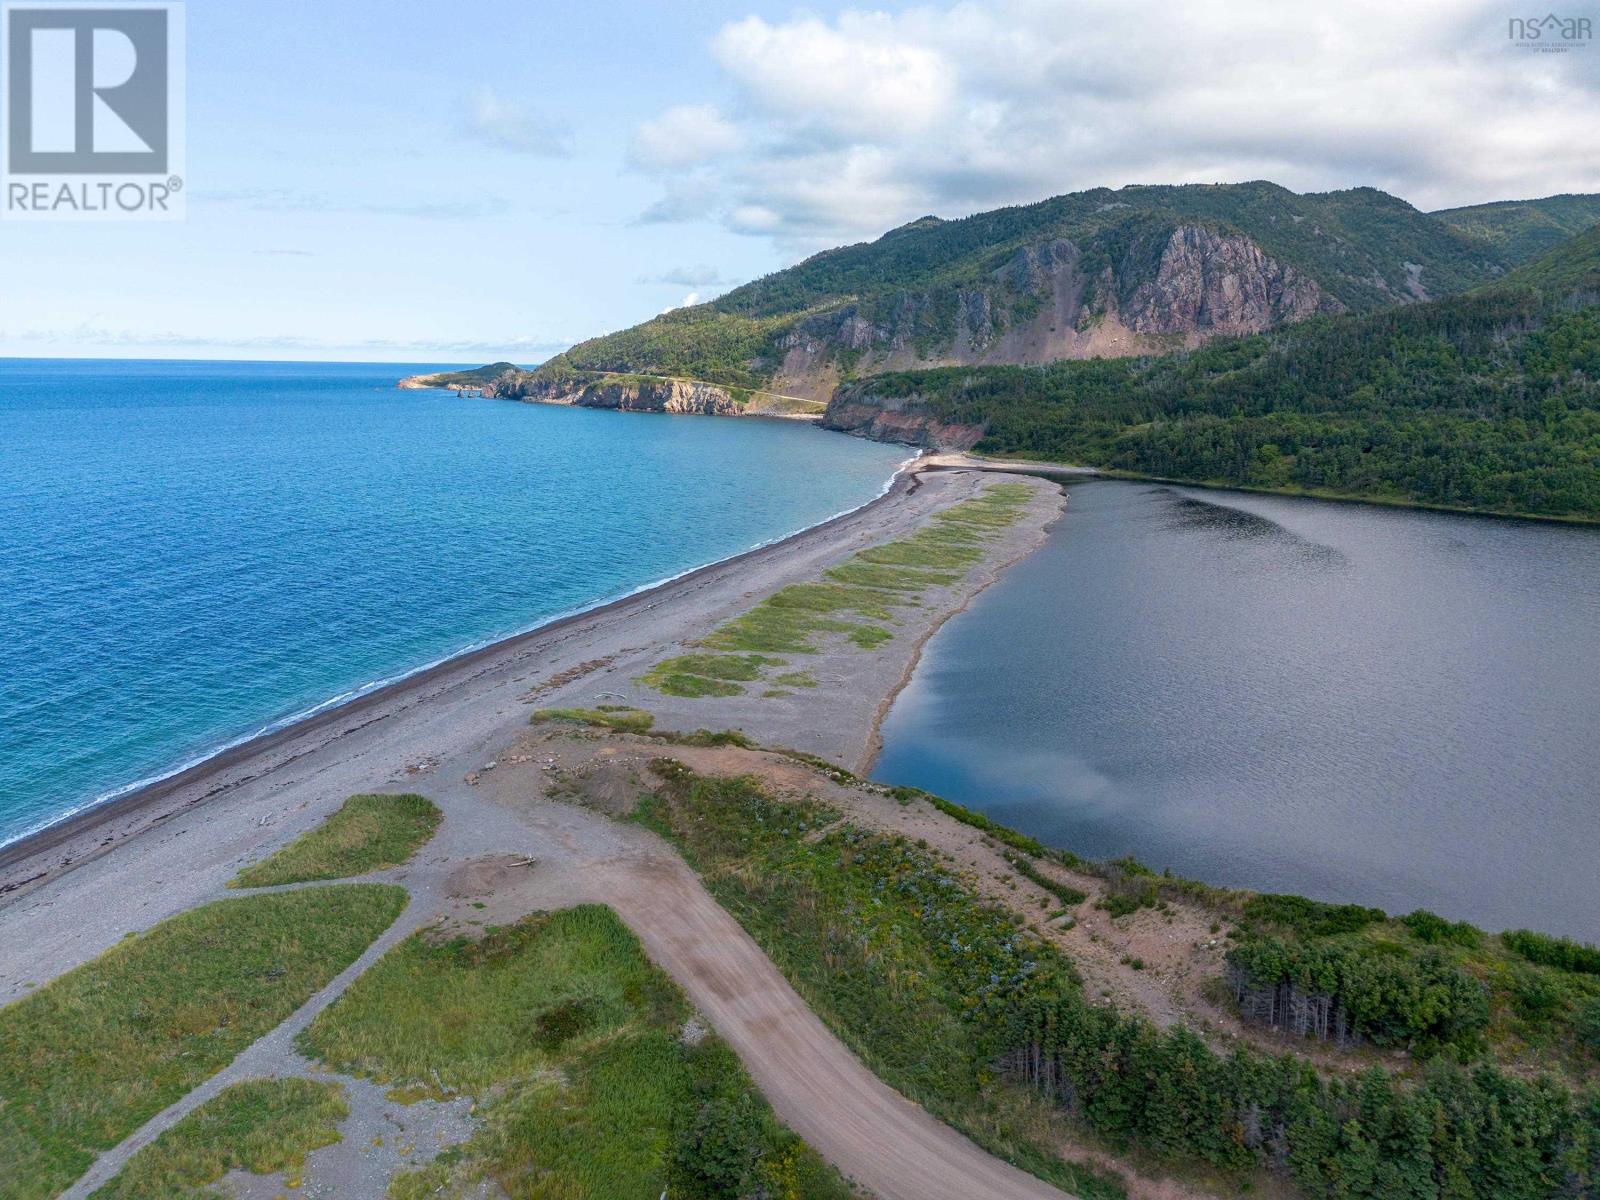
[771,224,1342,400]
[822,385,983,450]
[487,374,744,416]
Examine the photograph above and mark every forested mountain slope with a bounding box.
[491,182,1507,403]
[824,226,1600,519]
[1433,193,1600,264]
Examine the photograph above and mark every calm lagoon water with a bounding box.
[0,358,909,847]
[873,480,1600,938]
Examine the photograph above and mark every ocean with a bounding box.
[0,358,909,847]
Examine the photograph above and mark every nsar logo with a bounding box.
[1507,12,1593,51]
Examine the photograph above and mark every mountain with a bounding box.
[1432,193,1600,264]
[822,224,1600,519]
[1494,219,1600,296]
[481,182,1507,406]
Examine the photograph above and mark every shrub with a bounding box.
[1502,929,1600,976]
[1401,908,1483,948]
[670,1092,766,1198]
[1578,995,1600,1053]
[1242,893,1387,938]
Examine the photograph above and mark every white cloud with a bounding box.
[711,15,953,140]
[463,87,571,156]
[629,0,1600,249]
[628,104,742,171]
[637,265,734,287]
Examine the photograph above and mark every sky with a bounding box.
[3,0,1598,363]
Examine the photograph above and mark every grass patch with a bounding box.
[531,706,656,733]
[701,598,884,656]
[658,728,757,749]
[823,561,959,590]
[647,653,781,682]
[1004,852,1088,908]
[642,672,745,697]
[91,1078,346,1199]
[639,653,783,697]
[0,885,406,1200]
[644,483,1032,699]
[302,905,852,1199]
[232,794,440,887]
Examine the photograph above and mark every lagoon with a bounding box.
[873,480,1600,938]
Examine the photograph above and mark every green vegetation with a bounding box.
[642,484,1031,698]
[1402,908,1484,949]
[232,794,440,887]
[1503,929,1600,977]
[405,362,518,389]
[531,705,657,734]
[92,1079,346,1200]
[1434,193,1600,262]
[1228,891,1600,1072]
[1497,220,1600,297]
[530,307,789,392]
[847,272,1600,519]
[0,885,406,1200]
[1241,892,1387,938]
[1004,852,1087,908]
[1227,937,1491,1052]
[301,905,852,1200]
[641,653,784,698]
[641,763,1600,1200]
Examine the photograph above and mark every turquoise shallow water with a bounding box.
[0,359,909,847]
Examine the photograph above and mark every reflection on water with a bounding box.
[872,481,1600,938]
[1161,490,1349,569]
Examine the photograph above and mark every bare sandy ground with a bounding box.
[1,465,1080,1199]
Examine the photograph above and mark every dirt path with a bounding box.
[595,856,1073,1200]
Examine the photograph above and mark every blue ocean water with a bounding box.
[0,359,909,847]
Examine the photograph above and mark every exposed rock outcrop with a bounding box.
[822,385,984,451]
[488,373,746,416]
[768,224,1342,398]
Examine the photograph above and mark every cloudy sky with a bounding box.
[4,0,1598,362]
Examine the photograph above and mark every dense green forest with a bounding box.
[842,268,1600,519]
